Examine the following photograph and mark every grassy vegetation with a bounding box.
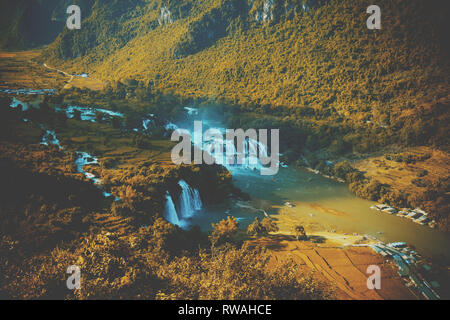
[1,220,332,300]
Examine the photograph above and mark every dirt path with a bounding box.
[43,63,74,89]
[43,62,104,90]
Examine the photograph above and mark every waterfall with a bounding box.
[164,192,181,226]
[178,180,202,219]
[163,181,202,228]
[184,119,281,174]
[210,137,269,172]
[75,152,101,184]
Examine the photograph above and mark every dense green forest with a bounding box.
[40,0,448,149]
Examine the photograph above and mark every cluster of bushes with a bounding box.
[385,152,432,164]
[0,215,331,300]
[0,142,104,254]
[247,217,279,237]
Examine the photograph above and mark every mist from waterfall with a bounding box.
[178,120,275,174]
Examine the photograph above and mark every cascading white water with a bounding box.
[178,180,202,219]
[203,136,270,172]
[163,181,202,228]
[164,192,181,226]
[75,152,101,184]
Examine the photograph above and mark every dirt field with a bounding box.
[251,236,418,300]
[248,207,419,300]
[0,51,66,90]
[0,50,104,91]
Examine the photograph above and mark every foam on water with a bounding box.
[40,130,62,149]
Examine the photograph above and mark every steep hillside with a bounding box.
[45,1,448,100]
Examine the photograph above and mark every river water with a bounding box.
[174,107,450,263]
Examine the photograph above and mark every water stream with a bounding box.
[170,107,450,262]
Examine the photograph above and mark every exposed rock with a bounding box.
[254,0,274,22]
[158,6,174,26]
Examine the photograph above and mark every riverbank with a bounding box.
[294,148,450,233]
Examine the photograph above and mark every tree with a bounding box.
[261,217,279,234]
[294,225,307,241]
[247,217,279,237]
[247,217,265,237]
[209,216,238,249]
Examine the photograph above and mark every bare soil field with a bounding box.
[0,51,66,90]
[251,236,418,300]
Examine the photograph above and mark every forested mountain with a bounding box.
[37,0,448,150]
[0,0,62,49]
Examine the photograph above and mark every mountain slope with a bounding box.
[42,0,449,149]
[45,2,448,104]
